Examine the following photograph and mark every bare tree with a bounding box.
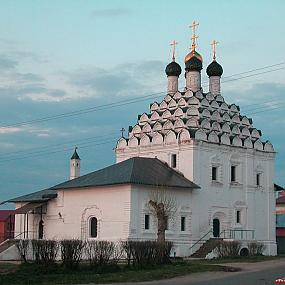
[148,188,177,243]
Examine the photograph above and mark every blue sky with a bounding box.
[0,0,285,207]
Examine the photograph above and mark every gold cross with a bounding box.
[189,20,199,51]
[120,127,125,137]
[170,40,178,61]
[211,40,219,60]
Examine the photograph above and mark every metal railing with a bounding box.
[220,229,255,240]
[189,228,256,256]
[189,228,213,254]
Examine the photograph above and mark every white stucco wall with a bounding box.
[167,76,179,94]
[186,71,201,92]
[12,139,276,258]
[209,76,220,95]
[129,184,196,256]
[116,139,277,255]
[15,185,132,242]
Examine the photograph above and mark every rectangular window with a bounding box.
[231,165,236,182]
[171,154,177,168]
[256,173,260,186]
[236,210,241,224]
[212,166,217,181]
[144,214,150,230]
[181,216,186,231]
[165,216,169,230]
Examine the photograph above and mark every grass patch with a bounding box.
[0,261,226,285]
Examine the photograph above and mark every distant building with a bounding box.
[276,187,285,254]
[0,210,15,243]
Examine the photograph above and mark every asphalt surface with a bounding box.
[92,259,285,285]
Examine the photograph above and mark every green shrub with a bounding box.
[86,240,122,267]
[60,239,85,269]
[248,241,265,256]
[215,240,241,257]
[31,239,59,265]
[121,240,173,267]
[15,239,29,263]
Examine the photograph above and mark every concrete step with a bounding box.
[0,239,16,254]
[191,238,222,258]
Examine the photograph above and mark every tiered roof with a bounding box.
[116,90,274,152]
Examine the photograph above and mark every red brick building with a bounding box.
[276,190,285,254]
[0,210,15,243]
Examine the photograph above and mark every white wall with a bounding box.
[129,184,196,256]
[116,139,277,255]
[15,185,132,242]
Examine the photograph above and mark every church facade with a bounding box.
[4,23,276,258]
[116,26,276,255]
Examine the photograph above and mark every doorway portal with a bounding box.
[38,220,44,239]
[213,218,220,238]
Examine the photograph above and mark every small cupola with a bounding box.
[185,52,203,71]
[207,40,223,96]
[166,40,181,94]
[185,21,203,92]
[71,147,80,160]
[165,61,182,77]
[206,60,223,77]
[70,147,81,180]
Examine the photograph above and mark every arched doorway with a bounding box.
[213,218,220,238]
[38,220,44,239]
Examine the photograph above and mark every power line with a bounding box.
[0,101,283,163]
[1,61,284,130]
[0,137,118,163]
[0,62,284,163]
[0,91,165,129]
[222,61,285,79]
[0,131,118,158]
[222,67,285,83]
[201,61,285,85]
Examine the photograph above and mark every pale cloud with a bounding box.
[37,133,50,137]
[20,92,67,103]
[67,60,165,99]
[0,56,18,70]
[0,127,23,134]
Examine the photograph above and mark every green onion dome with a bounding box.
[165,61,182,76]
[206,60,223,77]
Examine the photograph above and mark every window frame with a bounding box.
[170,153,177,168]
[231,165,237,182]
[144,214,150,230]
[181,216,186,232]
[236,210,241,224]
[256,173,261,186]
[212,166,217,181]
[90,217,98,238]
[165,216,169,230]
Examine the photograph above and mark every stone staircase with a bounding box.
[0,239,16,254]
[191,238,222,258]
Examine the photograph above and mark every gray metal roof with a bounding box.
[6,157,199,203]
[51,157,199,190]
[6,188,56,203]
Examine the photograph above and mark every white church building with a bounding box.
[3,23,277,257]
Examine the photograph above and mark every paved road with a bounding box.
[93,259,285,285]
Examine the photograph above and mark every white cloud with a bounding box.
[0,127,23,134]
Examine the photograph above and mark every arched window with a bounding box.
[90,217,98,238]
